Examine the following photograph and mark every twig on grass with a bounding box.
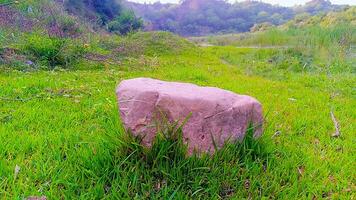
[330,111,341,138]
[272,130,281,138]
[0,96,36,102]
[0,91,80,102]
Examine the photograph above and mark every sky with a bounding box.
[127,0,356,7]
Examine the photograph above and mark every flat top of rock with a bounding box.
[117,78,254,104]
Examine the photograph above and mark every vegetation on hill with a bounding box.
[283,6,356,28]
[63,0,143,35]
[0,29,194,70]
[0,0,169,70]
[0,0,143,35]
[64,0,122,24]
[126,0,346,36]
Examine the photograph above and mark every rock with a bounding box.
[116,78,263,154]
[25,60,34,66]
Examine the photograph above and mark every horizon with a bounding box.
[127,0,356,7]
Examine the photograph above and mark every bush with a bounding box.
[64,0,122,24]
[22,33,86,69]
[108,10,143,35]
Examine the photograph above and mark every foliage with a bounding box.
[108,10,143,35]
[126,0,345,36]
[250,22,275,32]
[0,0,142,36]
[293,0,343,15]
[64,0,143,34]
[64,0,121,24]
[283,6,356,29]
[91,0,122,24]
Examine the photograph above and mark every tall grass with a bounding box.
[192,24,355,73]
[209,24,355,49]
[0,30,5,46]
[103,122,267,199]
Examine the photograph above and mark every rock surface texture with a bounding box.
[116,78,263,154]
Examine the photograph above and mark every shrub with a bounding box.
[22,33,85,69]
[250,22,274,32]
[108,10,143,35]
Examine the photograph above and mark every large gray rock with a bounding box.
[116,78,263,154]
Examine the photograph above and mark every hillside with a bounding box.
[0,0,143,36]
[0,0,190,70]
[125,0,346,36]
[1,0,355,199]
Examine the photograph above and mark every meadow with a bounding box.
[1,1,356,197]
[1,26,355,199]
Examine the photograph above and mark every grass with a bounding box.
[1,38,355,199]
[1,1,355,198]
[196,25,355,47]
[190,24,356,74]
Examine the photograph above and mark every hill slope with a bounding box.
[0,0,143,36]
[0,0,193,70]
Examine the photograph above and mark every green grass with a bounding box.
[1,1,355,198]
[199,25,355,47]
[1,40,355,199]
[190,24,356,74]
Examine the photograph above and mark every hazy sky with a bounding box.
[127,0,356,7]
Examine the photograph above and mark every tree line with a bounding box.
[125,0,345,36]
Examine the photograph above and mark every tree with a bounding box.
[108,10,143,35]
[91,0,122,24]
[63,0,142,34]
[125,0,346,36]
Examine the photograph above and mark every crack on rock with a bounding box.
[119,99,152,104]
[204,107,232,119]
